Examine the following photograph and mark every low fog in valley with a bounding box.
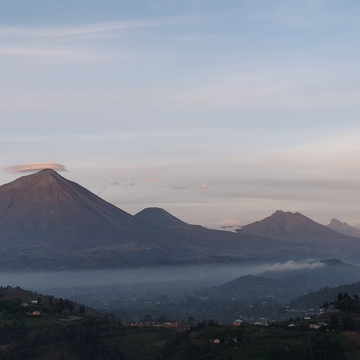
[1,259,358,323]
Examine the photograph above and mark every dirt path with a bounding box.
[343,331,360,346]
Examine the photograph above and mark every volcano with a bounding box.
[241,210,356,243]
[0,169,153,249]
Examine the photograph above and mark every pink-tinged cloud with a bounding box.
[215,219,243,227]
[198,181,208,189]
[145,177,162,183]
[108,178,119,185]
[4,162,66,173]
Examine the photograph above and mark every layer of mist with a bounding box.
[0,261,269,291]
[0,259,354,323]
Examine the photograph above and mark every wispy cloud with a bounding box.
[4,162,66,173]
[255,260,325,273]
[0,19,179,64]
[108,178,119,185]
[0,20,169,39]
[160,69,360,110]
[215,219,243,227]
[0,46,102,64]
[198,181,208,189]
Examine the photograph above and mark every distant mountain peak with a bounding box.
[134,207,189,228]
[327,218,360,238]
[242,210,355,243]
[0,169,150,249]
[329,218,347,226]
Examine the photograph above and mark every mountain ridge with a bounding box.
[241,210,356,243]
[0,170,359,269]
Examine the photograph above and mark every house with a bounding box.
[213,339,220,344]
[254,321,268,327]
[27,310,41,316]
[164,321,178,328]
[233,319,243,326]
[123,322,136,327]
[317,322,328,328]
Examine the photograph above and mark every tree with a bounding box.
[64,299,74,313]
[334,293,360,315]
[79,306,86,315]
[330,315,339,330]
[55,298,65,314]
[143,314,152,322]
[342,316,355,331]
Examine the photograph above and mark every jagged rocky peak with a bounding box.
[327,218,360,238]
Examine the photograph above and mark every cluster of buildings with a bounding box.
[122,320,180,328]
[232,318,268,327]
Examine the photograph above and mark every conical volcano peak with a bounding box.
[37,168,60,175]
[8,168,65,190]
[134,207,189,227]
[31,168,64,182]
[272,210,300,218]
[0,169,149,249]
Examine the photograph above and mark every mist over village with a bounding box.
[2,1,360,359]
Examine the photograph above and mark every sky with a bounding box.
[1,0,360,228]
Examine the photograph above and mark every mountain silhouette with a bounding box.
[326,218,360,238]
[241,210,356,243]
[0,171,357,269]
[0,169,153,248]
[134,207,191,228]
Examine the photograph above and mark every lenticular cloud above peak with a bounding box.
[4,162,67,173]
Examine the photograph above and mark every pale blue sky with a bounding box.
[2,0,360,227]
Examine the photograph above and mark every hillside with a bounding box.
[0,287,176,360]
[196,259,360,309]
[158,322,353,360]
[290,282,360,309]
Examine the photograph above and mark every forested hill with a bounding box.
[290,282,360,309]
